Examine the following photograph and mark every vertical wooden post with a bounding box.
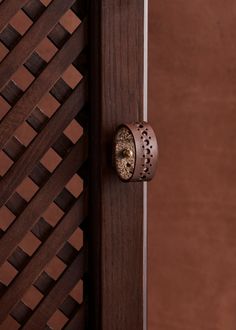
[89,1,147,329]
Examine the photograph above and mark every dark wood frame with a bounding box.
[89,1,147,329]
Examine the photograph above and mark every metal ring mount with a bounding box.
[113,122,158,182]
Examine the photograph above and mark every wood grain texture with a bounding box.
[0,136,87,265]
[64,305,85,330]
[0,1,88,327]
[89,1,146,329]
[0,19,87,150]
[23,250,84,329]
[0,0,77,91]
[0,79,87,207]
[0,193,87,322]
[0,0,28,33]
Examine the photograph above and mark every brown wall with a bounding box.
[148,1,236,329]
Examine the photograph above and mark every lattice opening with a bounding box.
[22,285,44,310]
[0,315,19,330]
[38,92,60,117]
[48,309,68,329]
[15,121,37,147]
[12,66,35,91]
[43,202,64,227]
[0,261,18,286]
[0,206,15,231]
[10,301,32,326]
[0,42,8,62]
[62,64,83,88]
[10,10,33,36]
[18,231,41,256]
[0,25,21,51]
[0,102,10,124]
[70,279,83,304]
[36,37,58,62]
[23,0,47,22]
[0,150,13,176]
[16,177,39,202]
[59,296,79,319]
[0,0,88,327]
[60,9,81,34]
[40,0,54,6]
[68,227,83,251]
[40,148,62,173]
[45,256,67,281]
[66,174,83,198]
[64,118,83,143]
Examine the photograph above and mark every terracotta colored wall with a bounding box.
[148,1,236,329]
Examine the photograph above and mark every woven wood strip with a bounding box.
[0,137,87,266]
[64,304,85,330]
[23,250,84,329]
[0,192,87,322]
[0,20,87,150]
[0,0,77,90]
[0,79,87,208]
[0,0,88,328]
[0,0,28,33]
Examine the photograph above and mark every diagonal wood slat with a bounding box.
[0,0,28,33]
[0,79,87,208]
[64,305,85,330]
[0,193,87,322]
[0,136,87,266]
[0,0,88,327]
[0,0,77,91]
[23,250,84,329]
[0,19,87,151]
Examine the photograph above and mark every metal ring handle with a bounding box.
[113,122,158,182]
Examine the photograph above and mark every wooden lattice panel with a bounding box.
[0,0,88,328]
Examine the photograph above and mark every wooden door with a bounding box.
[0,1,147,329]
